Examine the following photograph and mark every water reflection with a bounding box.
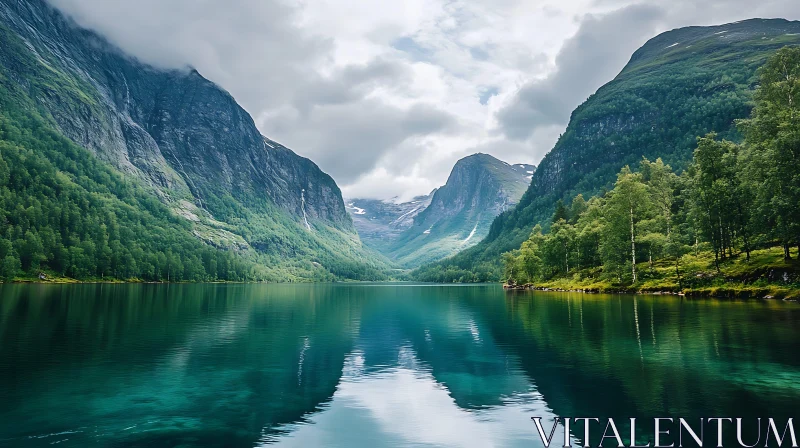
[0,284,798,447]
[492,291,800,446]
[0,284,359,447]
[266,352,564,448]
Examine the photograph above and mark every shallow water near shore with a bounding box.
[1,283,798,447]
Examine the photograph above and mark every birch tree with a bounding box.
[602,167,652,283]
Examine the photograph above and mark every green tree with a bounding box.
[688,134,750,269]
[545,219,577,276]
[640,158,677,238]
[551,200,568,224]
[638,158,680,272]
[0,152,8,186]
[602,167,652,283]
[569,194,588,224]
[502,250,521,283]
[573,197,604,269]
[519,224,545,282]
[738,46,800,259]
[21,230,45,271]
[1,253,21,282]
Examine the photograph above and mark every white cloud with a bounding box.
[46,0,800,200]
[496,4,666,140]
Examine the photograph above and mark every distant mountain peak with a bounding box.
[348,153,535,267]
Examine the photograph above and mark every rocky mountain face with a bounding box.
[345,192,435,254]
[349,153,534,268]
[0,0,389,280]
[414,18,800,281]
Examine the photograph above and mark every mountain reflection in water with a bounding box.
[0,284,798,447]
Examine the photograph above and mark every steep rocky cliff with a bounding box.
[0,0,389,280]
[345,192,435,254]
[364,153,534,267]
[414,18,800,281]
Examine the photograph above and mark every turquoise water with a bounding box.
[0,284,798,447]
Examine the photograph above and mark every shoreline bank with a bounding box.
[4,279,798,301]
[503,283,800,300]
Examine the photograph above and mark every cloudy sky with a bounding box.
[48,0,800,201]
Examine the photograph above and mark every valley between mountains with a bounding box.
[1,0,799,295]
[346,154,535,268]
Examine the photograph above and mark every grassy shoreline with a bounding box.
[1,275,381,285]
[506,283,800,300]
[2,275,255,285]
[6,247,800,302]
[504,246,800,300]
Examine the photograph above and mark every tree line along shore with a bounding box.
[502,48,800,300]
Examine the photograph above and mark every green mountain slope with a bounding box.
[0,50,255,281]
[0,0,391,281]
[384,153,534,267]
[413,18,800,282]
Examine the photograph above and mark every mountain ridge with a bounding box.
[345,191,436,254]
[349,153,534,267]
[412,18,800,282]
[0,0,391,281]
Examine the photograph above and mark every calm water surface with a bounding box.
[0,284,798,447]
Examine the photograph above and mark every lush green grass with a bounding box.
[522,246,800,299]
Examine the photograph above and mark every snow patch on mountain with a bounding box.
[393,205,425,224]
[463,224,478,243]
[346,203,367,215]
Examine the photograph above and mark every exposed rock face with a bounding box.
[345,192,435,253]
[413,155,533,229]
[0,0,390,279]
[0,0,349,227]
[353,153,534,267]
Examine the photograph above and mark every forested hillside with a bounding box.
[0,0,392,282]
[413,19,800,282]
[0,81,257,282]
[500,47,800,298]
